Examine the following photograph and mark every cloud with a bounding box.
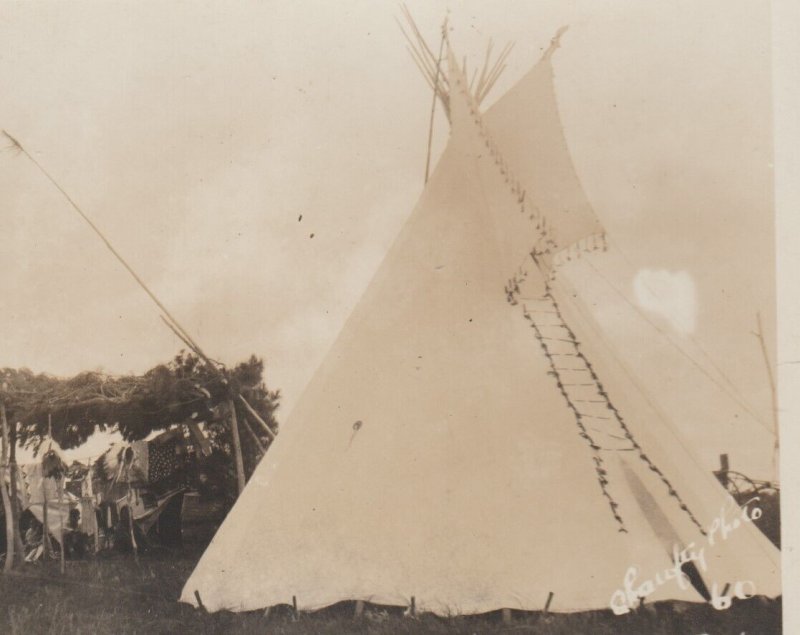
[633,269,697,335]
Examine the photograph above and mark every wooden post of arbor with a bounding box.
[227,399,246,495]
[42,473,52,559]
[58,477,66,574]
[42,414,53,560]
[7,412,24,561]
[1,403,15,572]
[0,402,23,569]
[84,460,100,554]
[0,472,13,572]
[127,484,138,564]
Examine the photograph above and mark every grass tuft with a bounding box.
[0,553,781,634]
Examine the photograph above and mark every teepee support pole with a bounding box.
[292,595,298,620]
[423,19,447,184]
[228,400,246,494]
[410,596,416,617]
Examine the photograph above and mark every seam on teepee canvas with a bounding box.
[453,52,705,536]
[455,74,629,531]
[518,298,629,532]
[466,78,607,281]
[544,284,708,537]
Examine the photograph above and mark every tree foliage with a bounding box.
[0,352,280,465]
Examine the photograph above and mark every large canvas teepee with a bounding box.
[181,31,780,615]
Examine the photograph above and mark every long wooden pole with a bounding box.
[227,400,246,494]
[163,313,277,446]
[238,414,266,455]
[2,131,204,363]
[163,313,277,451]
[237,394,275,440]
[5,130,277,492]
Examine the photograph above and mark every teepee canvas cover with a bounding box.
[181,35,780,615]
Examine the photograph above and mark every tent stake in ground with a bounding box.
[544,591,554,614]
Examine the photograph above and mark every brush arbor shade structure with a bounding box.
[181,31,780,615]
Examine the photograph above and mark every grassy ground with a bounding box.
[0,551,781,634]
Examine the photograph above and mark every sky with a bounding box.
[0,1,778,474]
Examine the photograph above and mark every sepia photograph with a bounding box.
[0,1,795,633]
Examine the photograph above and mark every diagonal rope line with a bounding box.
[470,119,628,531]
[604,234,771,431]
[578,253,774,437]
[544,284,706,535]
[520,300,629,532]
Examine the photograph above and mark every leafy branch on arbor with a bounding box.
[0,352,280,461]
